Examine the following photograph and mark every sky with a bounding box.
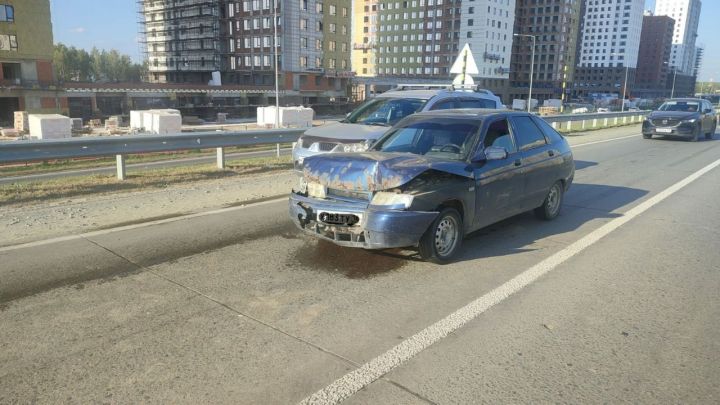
[51,0,719,81]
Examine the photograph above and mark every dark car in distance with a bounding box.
[643,98,717,141]
[289,110,575,263]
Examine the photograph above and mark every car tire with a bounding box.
[534,181,564,221]
[706,122,716,140]
[418,208,463,264]
[689,124,701,142]
[643,134,652,139]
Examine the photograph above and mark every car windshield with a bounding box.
[658,101,700,112]
[345,97,427,126]
[372,118,481,160]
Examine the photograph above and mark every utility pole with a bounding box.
[273,0,280,128]
[514,34,536,112]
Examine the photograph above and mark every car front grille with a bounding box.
[651,118,680,127]
[327,188,372,202]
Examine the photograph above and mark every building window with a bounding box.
[0,34,17,51]
[316,2,323,13]
[300,18,308,30]
[300,0,307,11]
[301,37,308,48]
[329,4,336,15]
[329,59,336,69]
[300,56,308,67]
[0,5,15,22]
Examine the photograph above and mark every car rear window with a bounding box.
[532,116,564,144]
[457,98,497,109]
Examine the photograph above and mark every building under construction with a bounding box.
[138,0,225,84]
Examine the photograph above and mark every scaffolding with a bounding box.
[137,0,225,83]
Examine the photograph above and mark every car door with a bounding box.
[510,115,559,211]
[472,116,526,230]
[703,101,716,132]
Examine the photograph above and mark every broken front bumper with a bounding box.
[289,193,438,250]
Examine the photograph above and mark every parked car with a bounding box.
[597,108,610,113]
[642,98,717,141]
[292,85,504,173]
[289,110,575,263]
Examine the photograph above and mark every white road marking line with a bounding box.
[300,156,720,405]
[0,197,287,253]
[571,133,638,148]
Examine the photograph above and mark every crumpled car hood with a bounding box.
[303,122,390,141]
[303,152,472,192]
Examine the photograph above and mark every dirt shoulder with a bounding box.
[0,168,296,247]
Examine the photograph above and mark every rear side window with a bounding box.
[458,98,497,109]
[532,116,564,144]
[430,99,457,110]
[511,116,547,151]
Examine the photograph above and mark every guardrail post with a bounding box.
[623,116,627,124]
[604,118,608,127]
[614,117,618,125]
[593,118,597,128]
[551,122,558,129]
[216,147,225,169]
[582,120,586,130]
[276,143,281,158]
[116,155,126,180]
[566,121,572,131]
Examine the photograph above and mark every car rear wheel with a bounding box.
[534,181,564,220]
[418,208,463,264]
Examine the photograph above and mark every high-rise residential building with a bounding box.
[0,0,67,126]
[140,0,225,84]
[350,0,515,99]
[635,12,674,97]
[693,45,703,77]
[654,0,701,75]
[140,0,353,102]
[509,0,582,104]
[573,0,645,98]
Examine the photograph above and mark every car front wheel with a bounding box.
[534,181,564,220]
[706,121,717,140]
[418,208,463,264]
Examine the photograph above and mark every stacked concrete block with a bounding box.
[257,106,314,127]
[28,114,72,139]
[217,112,227,123]
[130,110,145,130]
[14,111,29,133]
[150,111,182,134]
[105,116,120,131]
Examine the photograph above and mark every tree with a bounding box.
[53,43,146,83]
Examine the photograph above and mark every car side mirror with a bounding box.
[473,146,507,162]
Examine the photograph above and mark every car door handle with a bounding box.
[514,159,522,167]
[548,150,555,157]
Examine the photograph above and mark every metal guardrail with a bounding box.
[0,129,305,180]
[0,111,649,180]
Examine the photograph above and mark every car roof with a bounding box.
[376,89,499,100]
[409,108,520,119]
[666,98,705,103]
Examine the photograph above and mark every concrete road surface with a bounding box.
[1,129,719,404]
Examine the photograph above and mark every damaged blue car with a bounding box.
[289,109,575,263]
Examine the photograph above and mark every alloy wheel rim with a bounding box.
[435,216,458,256]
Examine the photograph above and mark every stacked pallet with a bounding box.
[14,111,28,133]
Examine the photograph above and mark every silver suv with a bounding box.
[292,85,503,172]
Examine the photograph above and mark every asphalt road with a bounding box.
[1,129,719,404]
[0,147,293,185]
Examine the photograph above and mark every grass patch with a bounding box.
[0,155,292,206]
[0,143,293,177]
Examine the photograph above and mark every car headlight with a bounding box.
[297,177,308,193]
[307,182,326,199]
[682,118,698,123]
[370,191,414,209]
[333,141,370,153]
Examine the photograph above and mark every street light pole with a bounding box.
[514,34,536,112]
[273,0,280,128]
[671,69,677,98]
[621,65,629,112]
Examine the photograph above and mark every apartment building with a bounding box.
[634,13,674,98]
[509,0,582,104]
[140,0,225,84]
[0,0,67,126]
[140,0,352,102]
[574,0,645,98]
[351,0,515,99]
[654,0,701,75]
